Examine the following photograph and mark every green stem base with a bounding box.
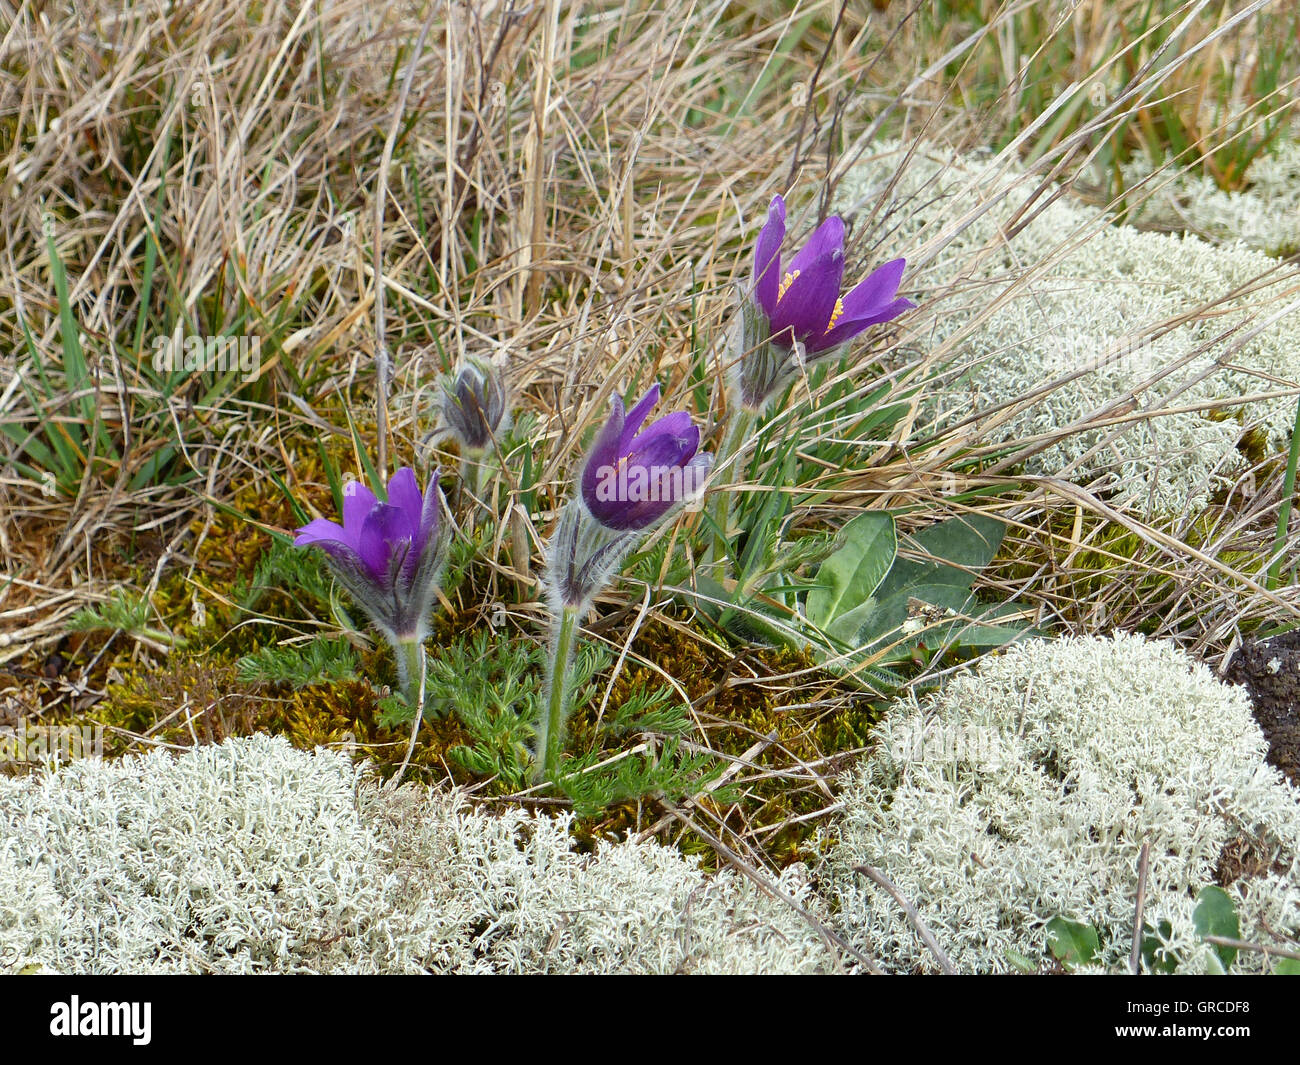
[390,635,428,789]
[535,605,579,783]
[706,407,757,566]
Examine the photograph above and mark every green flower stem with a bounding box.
[390,635,428,789]
[706,407,757,565]
[537,605,580,783]
[1268,394,1300,590]
[460,453,486,529]
[393,635,426,702]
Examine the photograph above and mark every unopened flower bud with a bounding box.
[441,359,509,453]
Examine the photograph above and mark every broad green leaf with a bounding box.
[1141,919,1179,974]
[867,514,1005,620]
[868,581,981,639]
[891,512,1006,579]
[867,591,1027,654]
[1273,958,1300,975]
[1193,886,1239,970]
[855,513,1021,656]
[1046,916,1099,968]
[805,512,896,636]
[822,595,882,646]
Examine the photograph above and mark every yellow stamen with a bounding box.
[828,297,845,329]
[777,269,800,301]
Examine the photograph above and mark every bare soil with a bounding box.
[1225,632,1300,786]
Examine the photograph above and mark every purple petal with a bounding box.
[385,467,424,542]
[342,481,378,543]
[303,537,371,574]
[629,408,694,447]
[619,385,660,452]
[295,519,373,576]
[770,248,844,341]
[786,215,845,279]
[580,386,705,529]
[628,412,698,471]
[294,517,350,548]
[811,296,916,354]
[581,395,628,509]
[593,396,628,463]
[596,479,674,531]
[418,470,441,557]
[413,470,444,579]
[358,503,412,581]
[838,258,907,320]
[607,498,672,531]
[600,435,707,530]
[753,196,786,318]
[455,364,485,410]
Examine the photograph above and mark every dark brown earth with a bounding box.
[1225,631,1300,786]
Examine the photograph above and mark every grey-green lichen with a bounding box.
[1118,139,1300,257]
[0,735,834,974]
[817,632,1300,973]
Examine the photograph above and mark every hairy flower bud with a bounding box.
[441,359,509,454]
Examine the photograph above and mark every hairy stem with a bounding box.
[706,407,757,565]
[536,605,579,783]
[389,636,427,789]
[1268,393,1300,589]
[460,453,486,530]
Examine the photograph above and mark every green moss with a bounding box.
[587,616,883,868]
[83,647,474,783]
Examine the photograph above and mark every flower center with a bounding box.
[777,269,800,301]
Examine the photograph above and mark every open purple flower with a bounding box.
[294,467,445,644]
[734,194,915,409]
[579,384,713,532]
[536,385,711,782]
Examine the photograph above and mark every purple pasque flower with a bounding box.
[536,386,710,776]
[543,385,712,613]
[754,194,913,353]
[294,467,446,642]
[579,383,714,532]
[735,194,915,409]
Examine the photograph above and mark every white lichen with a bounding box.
[834,143,1300,514]
[816,632,1300,973]
[0,839,61,974]
[0,735,834,974]
[1118,140,1300,257]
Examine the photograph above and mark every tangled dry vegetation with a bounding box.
[2,0,1299,884]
